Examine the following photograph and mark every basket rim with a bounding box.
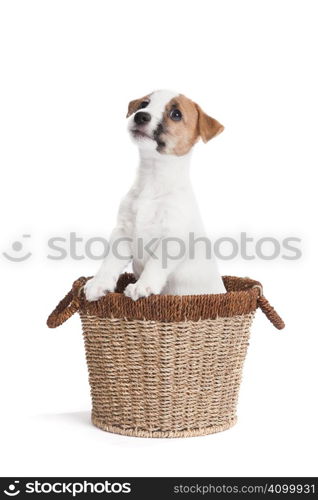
[75,274,261,322]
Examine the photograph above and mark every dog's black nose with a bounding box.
[134,111,151,125]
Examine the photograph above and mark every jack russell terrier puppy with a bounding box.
[85,89,226,301]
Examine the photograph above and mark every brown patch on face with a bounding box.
[126,95,150,118]
[159,95,224,156]
[161,95,199,155]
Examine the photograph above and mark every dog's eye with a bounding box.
[139,101,149,109]
[170,109,182,121]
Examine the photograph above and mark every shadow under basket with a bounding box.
[47,274,285,438]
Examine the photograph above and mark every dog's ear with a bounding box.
[126,96,149,118]
[195,104,224,143]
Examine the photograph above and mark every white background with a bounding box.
[0,0,317,477]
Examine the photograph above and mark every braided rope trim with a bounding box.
[78,274,261,322]
[47,275,284,329]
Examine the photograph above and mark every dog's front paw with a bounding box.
[84,276,116,302]
[124,281,153,301]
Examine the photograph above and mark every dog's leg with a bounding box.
[84,227,132,301]
[124,238,184,301]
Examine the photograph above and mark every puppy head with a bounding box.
[127,90,224,156]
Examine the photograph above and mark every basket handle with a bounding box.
[47,277,87,328]
[253,285,285,330]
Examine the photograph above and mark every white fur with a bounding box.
[85,90,226,301]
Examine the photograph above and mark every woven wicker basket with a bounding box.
[47,273,284,438]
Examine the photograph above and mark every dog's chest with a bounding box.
[131,194,168,239]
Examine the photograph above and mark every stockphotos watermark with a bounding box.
[2,232,302,266]
[3,480,131,496]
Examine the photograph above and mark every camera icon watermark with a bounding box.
[2,235,32,262]
[3,481,20,496]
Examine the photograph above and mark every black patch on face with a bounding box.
[153,122,166,151]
